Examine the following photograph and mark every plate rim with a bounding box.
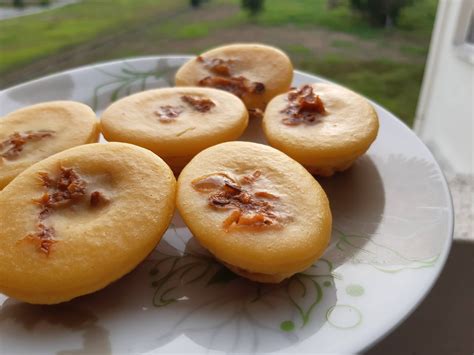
[296,67,454,352]
[0,55,455,353]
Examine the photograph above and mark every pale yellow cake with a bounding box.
[0,101,99,189]
[175,43,293,111]
[0,142,176,304]
[100,87,248,172]
[176,141,332,283]
[263,83,379,176]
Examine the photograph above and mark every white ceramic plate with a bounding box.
[0,57,453,354]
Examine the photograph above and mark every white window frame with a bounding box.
[453,0,474,64]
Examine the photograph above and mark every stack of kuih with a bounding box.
[0,43,379,304]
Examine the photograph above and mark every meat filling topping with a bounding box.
[0,130,54,160]
[181,95,216,112]
[192,170,286,230]
[154,105,184,123]
[21,167,108,255]
[154,95,216,124]
[196,55,265,98]
[196,56,233,76]
[280,85,326,126]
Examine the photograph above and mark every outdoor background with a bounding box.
[0,0,439,126]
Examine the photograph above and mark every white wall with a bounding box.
[415,0,474,175]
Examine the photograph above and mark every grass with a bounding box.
[0,0,437,126]
[0,0,184,75]
[176,23,211,39]
[299,57,424,126]
[226,0,437,40]
[284,44,313,55]
[400,44,429,56]
[219,0,378,37]
[151,15,243,40]
[254,0,379,38]
[332,39,355,48]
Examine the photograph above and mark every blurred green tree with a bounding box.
[351,0,413,28]
[13,0,24,8]
[241,0,265,17]
[190,0,201,8]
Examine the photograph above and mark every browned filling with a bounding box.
[90,191,109,208]
[23,223,57,256]
[280,85,326,126]
[192,171,285,230]
[0,130,54,160]
[36,167,87,211]
[154,95,215,123]
[248,108,264,120]
[196,55,265,98]
[198,76,265,98]
[21,167,108,255]
[154,105,183,123]
[181,95,216,112]
[197,55,233,76]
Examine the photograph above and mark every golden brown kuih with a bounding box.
[0,142,176,304]
[177,141,332,283]
[100,87,248,173]
[175,43,293,111]
[263,83,379,176]
[0,101,99,189]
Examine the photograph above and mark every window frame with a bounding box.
[453,0,474,64]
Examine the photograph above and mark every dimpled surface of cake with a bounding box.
[177,141,332,283]
[101,87,248,172]
[0,101,99,189]
[175,43,293,111]
[0,142,176,304]
[263,83,379,176]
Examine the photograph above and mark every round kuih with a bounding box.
[175,43,293,111]
[262,83,379,176]
[100,87,248,172]
[0,142,176,304]
[0,101,100,189]
[176,141,332,283]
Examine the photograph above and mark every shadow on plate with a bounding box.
[318,155,386,269]
[0,154,452,353]
[0,236,337,354]
[320,152,449,271]
[0,298,111,355]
